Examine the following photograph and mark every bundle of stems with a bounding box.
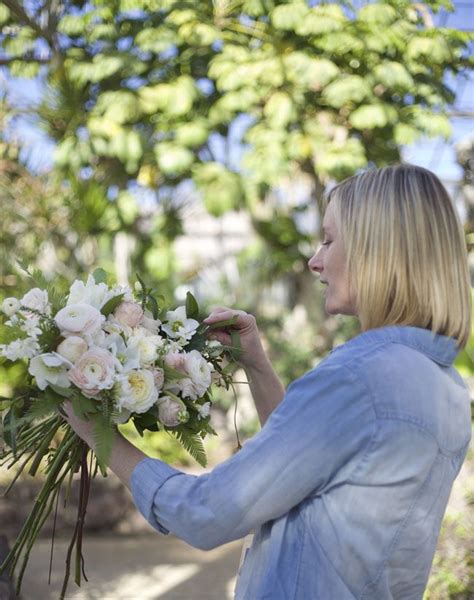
[0,413,95,599]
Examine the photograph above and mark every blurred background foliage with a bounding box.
[0,0,473,596]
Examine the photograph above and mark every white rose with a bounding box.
[67,275,112,309]
[55,303,105,337]
[56,336,88,363]
[162,306,199,343]
[1,297,20,317]
[68,347,119,397]
[128,331,164,366]
[21,288,50,314]
[157,396,189,427]
[28,353,71,390]
[116,369,158,414]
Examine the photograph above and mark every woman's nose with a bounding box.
[308,248,323,274]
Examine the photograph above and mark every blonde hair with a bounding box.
[327,164,472,349]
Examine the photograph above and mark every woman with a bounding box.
[66,164,472,599]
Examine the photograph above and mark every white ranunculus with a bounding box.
[68,347,119,397]
[28,353,71,390]
[182,350,213,400]
[56,336,88,363]
[161,306,199,343]
[55,303,105,337]
[157,396,189,427]
[21,288,50,314]
[1,297,20,317]
[67,275,111,309]
[116,369,158,414]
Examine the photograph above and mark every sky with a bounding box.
[1,0,473,194]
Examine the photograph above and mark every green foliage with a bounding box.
[173,428,207,467]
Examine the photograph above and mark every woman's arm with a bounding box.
[204,307,285,425]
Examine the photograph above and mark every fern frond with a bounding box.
[172,429,207,467]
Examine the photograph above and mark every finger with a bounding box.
[204,308,238,323]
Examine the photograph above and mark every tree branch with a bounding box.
[2,0,55,46]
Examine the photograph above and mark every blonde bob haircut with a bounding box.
[327,163,471,349]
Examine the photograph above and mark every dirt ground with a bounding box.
[19,534,243,600]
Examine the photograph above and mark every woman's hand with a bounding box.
[61,401,96,449]
[204,307,268,371]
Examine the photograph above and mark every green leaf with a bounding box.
[349,104,397,129]
[373,62,414,90]
[48,384,74,398]
[173,428,207,467]
[185,292,199,320]
[271,2,308,31]
[358,3,397,25]
[92,268,108,284]
[322,76,372,108]
[92,414,115,474]
[72,394,98,420]
[154,143,194,176]
[101,293,125,317]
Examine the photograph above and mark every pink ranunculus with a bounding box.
[68,347,119,397]
[164,351,187,372]
[152,367,165,390]
[157,396,188,427]
[114,301,144,328]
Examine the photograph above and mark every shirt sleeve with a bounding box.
[130,361,376,550]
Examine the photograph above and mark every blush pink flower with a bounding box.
[114,301,144,328]
[68,347,119,397]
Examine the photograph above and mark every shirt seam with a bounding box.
[359,446,440,599]
[374,414,469,457]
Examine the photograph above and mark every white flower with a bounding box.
[29,353,71,390]
[197,401,211,420]
[68,347,119,397]
[110,284,133,302]
[1,297,20,317]
[141,310,161,334]
[157,396,189,427]
[55,303,105,338]
[56,336,88,363]
[128,330,164,366]
[20,314,42,338]
[182,350,213,400]
[161,306,199,343]
[1,338,40,361]
[67,275,111,309]
[21,288,50,315]
[104,333,141,372]
[116,369,158,414]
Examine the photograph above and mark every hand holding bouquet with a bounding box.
[0,267,240,598]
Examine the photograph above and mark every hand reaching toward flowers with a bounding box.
[204,307,285,425]
[62,401,145,490]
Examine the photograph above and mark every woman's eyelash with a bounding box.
[322,241,332,246]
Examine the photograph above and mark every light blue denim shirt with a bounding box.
[131,326,471,599]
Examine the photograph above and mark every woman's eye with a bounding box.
[322,241,332,246]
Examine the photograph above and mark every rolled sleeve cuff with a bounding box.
[130,457,182,534]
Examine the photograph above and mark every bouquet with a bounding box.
[0,267,240,598]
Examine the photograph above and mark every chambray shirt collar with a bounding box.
[331,325,460,367]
